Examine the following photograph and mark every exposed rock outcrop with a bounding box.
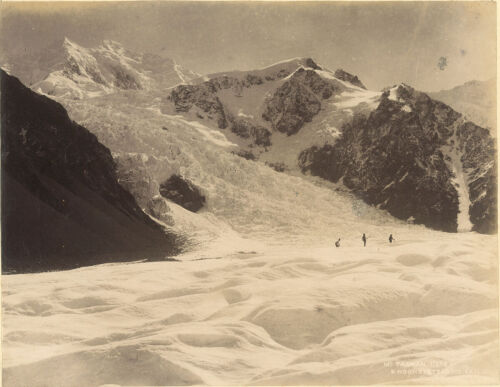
[262,68,343,135]
[455,121,497,233]
[1,69,180,273]
[169,83,228,129]
[266,162,287,172]
[159,175,206,212]
[305,58,322,70]
[334,69,367,89]
[232,150,257,160]
[230,117,272,146]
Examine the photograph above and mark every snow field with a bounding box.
[2,232,498,386]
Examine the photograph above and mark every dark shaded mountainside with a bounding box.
[1,70,180,273]
[299,85,497,233]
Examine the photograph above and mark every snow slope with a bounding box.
[442,130,474,232]
[2,231,498,386]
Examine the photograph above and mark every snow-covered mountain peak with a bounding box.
[62,36,82,48]
[6,38,198,100]
[200,57,366,91]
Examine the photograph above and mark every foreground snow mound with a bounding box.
[2,232,498,386]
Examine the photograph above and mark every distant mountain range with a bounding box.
[1,37,199,99]
[428,79,496,136]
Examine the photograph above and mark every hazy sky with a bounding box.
[1,1,496,91]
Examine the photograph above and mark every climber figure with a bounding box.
[362,233,367,247]
[389,234,394,244]
[335,238,341,248]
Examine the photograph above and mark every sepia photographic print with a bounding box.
[1,1,498,385]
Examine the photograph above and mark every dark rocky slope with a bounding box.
[262,68,344,135]
[299,84,496,233]
[169,82,228,129]
[334,69,367,89]
[1,70,180,273]
[159,175,206,213]
[229,117,272,147]
[456,121,497,233]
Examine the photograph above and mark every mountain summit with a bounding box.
[3,38,199,99]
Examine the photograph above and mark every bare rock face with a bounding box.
[168,73,275,130]
[304,58,322,70]
[230,117,272,146]
[159,175,206,212]
[1,69,179,273]
[334,69,367,89]
[299,84,496,233]
[169,83,228,129]
[232,150,257,160]
[456,121,497,233]
[262,68,343,135]
[262,78,321,135]
[469,166,497,233]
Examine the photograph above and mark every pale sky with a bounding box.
[0,1,496,91]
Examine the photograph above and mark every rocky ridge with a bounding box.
[1,69,180,273]
[299,84,496,233]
